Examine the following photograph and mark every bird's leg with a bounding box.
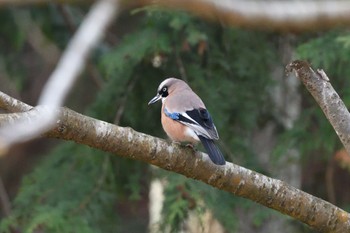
[171,141,197,152]
[171,141,182,146]
[185,143,195,149]
[185,143,198,153]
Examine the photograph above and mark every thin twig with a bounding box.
[57,5,77,34]
[113,76,139,124]
[13,9,60,66]
[57,5,105,88]
[175,48,188,82]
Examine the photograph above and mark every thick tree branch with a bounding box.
[287,60,350,154]
[0,91,349,232]
[0,92,31,113]
[3,0,350,32]
[137,0,350,32]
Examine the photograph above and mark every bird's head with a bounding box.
[148,78,189,105]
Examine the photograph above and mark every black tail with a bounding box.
[198,135,226,165]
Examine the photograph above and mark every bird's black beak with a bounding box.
[148,94,162,105]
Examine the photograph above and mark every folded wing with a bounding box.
[164,107,219,140]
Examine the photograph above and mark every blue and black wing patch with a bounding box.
[164,107,219,140]
[163,108,180,120]
[185,108,214,129]
[164,107,225,165]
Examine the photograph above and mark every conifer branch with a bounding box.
[0,88,349,232]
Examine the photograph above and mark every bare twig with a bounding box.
[13,10,61,66]
[57,5,105,88]
[57,5,78,33]
[0,90,349,232]
[175,48,188,82]
[0,0,119,152]
[113,76,139,124]
[287,60,350,155]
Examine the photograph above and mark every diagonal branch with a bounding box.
[0,91,349,232]
[0,0,119,152]
[287,60,350,154]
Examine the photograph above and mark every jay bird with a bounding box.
[148,78,226,165]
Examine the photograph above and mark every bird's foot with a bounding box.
[171,141,197,151]
[185,143,198,153]
[171,141,182,146]
[185,143,195,149]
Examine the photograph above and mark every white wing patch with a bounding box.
[184,127,199,141]
[164,107,219,140]
[179,112,214,139]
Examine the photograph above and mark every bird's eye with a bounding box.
[159,86,169,97]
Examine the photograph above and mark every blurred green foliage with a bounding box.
[0,4,350,233]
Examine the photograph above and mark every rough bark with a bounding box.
[287,60,350,155]
[0,89,349,233]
